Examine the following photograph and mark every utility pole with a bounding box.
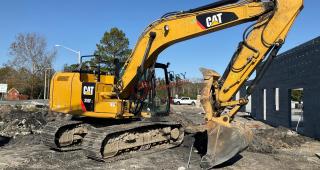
[44,68,52,99]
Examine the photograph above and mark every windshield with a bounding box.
[142,66,170,116]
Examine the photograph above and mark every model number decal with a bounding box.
[84,99,92,103]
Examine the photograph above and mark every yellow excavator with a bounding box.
[42,0,303,168]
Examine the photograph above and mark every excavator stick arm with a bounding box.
[218,0,304,103]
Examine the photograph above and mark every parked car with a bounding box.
[173,97,196,106]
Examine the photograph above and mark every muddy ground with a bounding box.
[0,103,319,169]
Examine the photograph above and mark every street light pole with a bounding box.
[55,44,81,64]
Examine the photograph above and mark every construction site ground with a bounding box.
[0,102,319,169]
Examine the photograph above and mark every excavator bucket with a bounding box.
[200,121,253,169]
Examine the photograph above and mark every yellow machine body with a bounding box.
[49,72,134,119]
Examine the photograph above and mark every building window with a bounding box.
[290,88,304,132]
[263,89,267,121]
[275,88,279,111]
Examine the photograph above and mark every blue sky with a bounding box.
[0,0,319,79]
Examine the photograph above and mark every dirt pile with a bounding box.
[248,126,311,153]
[0,103,76,148]
[0,108,47,138]
[0,102,73,138]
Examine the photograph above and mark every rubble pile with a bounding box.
[0,104,47,138]
[0,110,46,137]
[248,126,311,153]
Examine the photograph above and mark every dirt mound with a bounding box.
[0,109,47,137]
[248,126,311,153]
[0,103,71,139]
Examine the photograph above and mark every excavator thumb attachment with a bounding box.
[200,121,253,169]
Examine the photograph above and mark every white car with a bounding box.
[173,97,196,106]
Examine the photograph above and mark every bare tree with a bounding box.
[9,33,56,98]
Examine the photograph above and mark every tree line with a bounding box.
[0,33,56,99]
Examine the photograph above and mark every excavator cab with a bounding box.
[130,62,172,117]
[145,63,172,116]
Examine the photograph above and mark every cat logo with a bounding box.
[83,86,94,95]
[196,12,238,30]
[206,13,223,27]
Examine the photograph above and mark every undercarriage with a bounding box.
[42,115,184,161]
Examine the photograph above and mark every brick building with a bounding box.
[5,88,28,101]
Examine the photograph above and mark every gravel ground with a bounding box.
[0,104,319,169]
